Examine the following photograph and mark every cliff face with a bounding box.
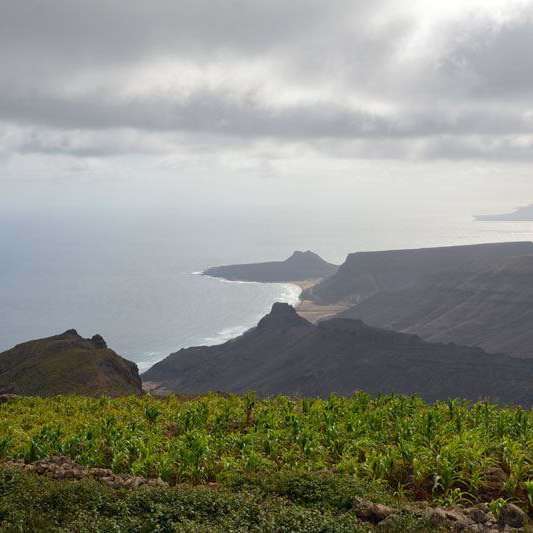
[203,250,337,282]
[304,242,533,305]
[0,330,142,396]
[339,255,533,357]
[143,303,533,405]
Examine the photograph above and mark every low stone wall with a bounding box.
[2,455,167,489]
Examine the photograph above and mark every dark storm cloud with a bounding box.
[1,0,533,160]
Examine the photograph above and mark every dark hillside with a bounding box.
[339,255,533,357]
[143,303,533,405]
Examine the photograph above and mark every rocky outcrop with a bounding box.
[204,250,337,282]
[0,330,142,396]
[143,303,533,405]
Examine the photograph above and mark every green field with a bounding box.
[1,392,532,531]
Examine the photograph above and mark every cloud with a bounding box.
[436,9,533,98]
[0,0,532,163]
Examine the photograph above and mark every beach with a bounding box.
[291,279,350,323]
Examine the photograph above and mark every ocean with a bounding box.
[2,204,533,372]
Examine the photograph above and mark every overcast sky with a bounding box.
[1,0,533,211]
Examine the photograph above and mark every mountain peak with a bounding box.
[61,329,80,338]
[289,250,316,257]
[286,250,327,264]
[257,303,309,330]
[271,302,297,315]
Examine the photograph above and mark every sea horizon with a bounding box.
[3,204,533,372]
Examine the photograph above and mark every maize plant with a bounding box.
[1,392,533,506]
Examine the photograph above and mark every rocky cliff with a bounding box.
[304,242,533,305]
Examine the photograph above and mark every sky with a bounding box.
[1,0,533,213]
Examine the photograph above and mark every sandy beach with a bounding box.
[291,279,350,323]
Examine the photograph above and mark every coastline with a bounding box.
[202,274,349,324]
[201,272,349,324]
[142,277,347,393]
[141,277,302,386]
[195,273,345,350]
[196,274,302,340]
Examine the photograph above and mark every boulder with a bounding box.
[0,394,19,404]
[376,514,403,530]
[465,507,491,524]
[429,507,474,530]
[353,497,395,523]
[499,503,527,528]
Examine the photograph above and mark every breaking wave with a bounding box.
[199,281,302,346]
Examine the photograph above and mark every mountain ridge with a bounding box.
[303,241,533,305]
[142,303,533,405]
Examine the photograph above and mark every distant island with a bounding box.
[475,204,533,221]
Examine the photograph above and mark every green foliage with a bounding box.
[488,497,509,519]
[1,392,533,507]
[144,404,161,424]
[434,487,473,508]
[524,479,533,508]
[0,468,370,532]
